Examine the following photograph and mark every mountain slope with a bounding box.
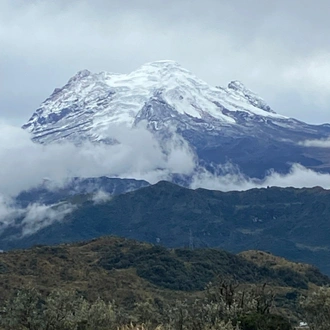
[3,181,330,275]
[22,60,330,178]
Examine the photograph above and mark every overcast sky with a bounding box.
[1,0,330,125]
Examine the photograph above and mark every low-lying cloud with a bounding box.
[0,197,75,237]
[0,121,197,236]
[3,120,330,237]
[2,119,330,197]
[0,121,195,197]
[0,195,23,233]
[92,190,113,204]
[191,164,330,191]
[20,202,75,236]
[299,137,330,148]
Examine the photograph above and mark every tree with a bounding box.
[0,288,43,330]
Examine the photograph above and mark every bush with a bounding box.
[0,289,118,330]
[0,283,294,330]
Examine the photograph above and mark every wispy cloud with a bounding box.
[0,120,198,235]
[0,196,75,237]
[0,195,24,232]
[191,163,330,191]
[20,202,75,236]
[2,120,330,198]
[299,137,330,148]
[92,190,112,204]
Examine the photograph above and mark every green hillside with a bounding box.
[1,235,329,328]
[3,181,330,275]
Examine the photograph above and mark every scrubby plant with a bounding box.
[0,288,43,330]
[0,281,293,330]
[0,289,118,330]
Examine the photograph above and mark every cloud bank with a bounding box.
[190,164,330,191]
[0,121,195,197]
[92,190,113,204]
[2,120,330,198]
[2,120,330,237]
[0,121,196,236]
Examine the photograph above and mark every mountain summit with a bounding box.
[227,80,275,113]
[23,60,330,177]
[23,60,284,143]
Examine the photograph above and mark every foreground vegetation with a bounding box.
[2,282,330,329]
[0,236,329,328]
[0,281,292,330]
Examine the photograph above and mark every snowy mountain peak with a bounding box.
[19,60,330,185]
[23,60,288,144]
[228,80,247,92]
[227,80,275,113]
[68,69,92,83]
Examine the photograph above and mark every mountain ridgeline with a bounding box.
[15,177,150,207]
[3,181,330,275]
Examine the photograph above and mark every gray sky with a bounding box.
[2,0,330,125]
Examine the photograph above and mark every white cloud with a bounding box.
[262,164,330,188]
[92,190,112,204]
[190,164,330,191]
[0,195,24,232]
[2,119,330,198]
[0,122,197,197]
[0,120,199,235]
[299,137,330,148]
[20,202,75,236]
[0,195,76,237]
[2,160,330,238]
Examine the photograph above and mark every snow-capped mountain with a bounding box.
[22,60,285,141]
[23,60,330,178]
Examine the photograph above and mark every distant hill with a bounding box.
[3,181,330,275]
[0,235,328,322]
